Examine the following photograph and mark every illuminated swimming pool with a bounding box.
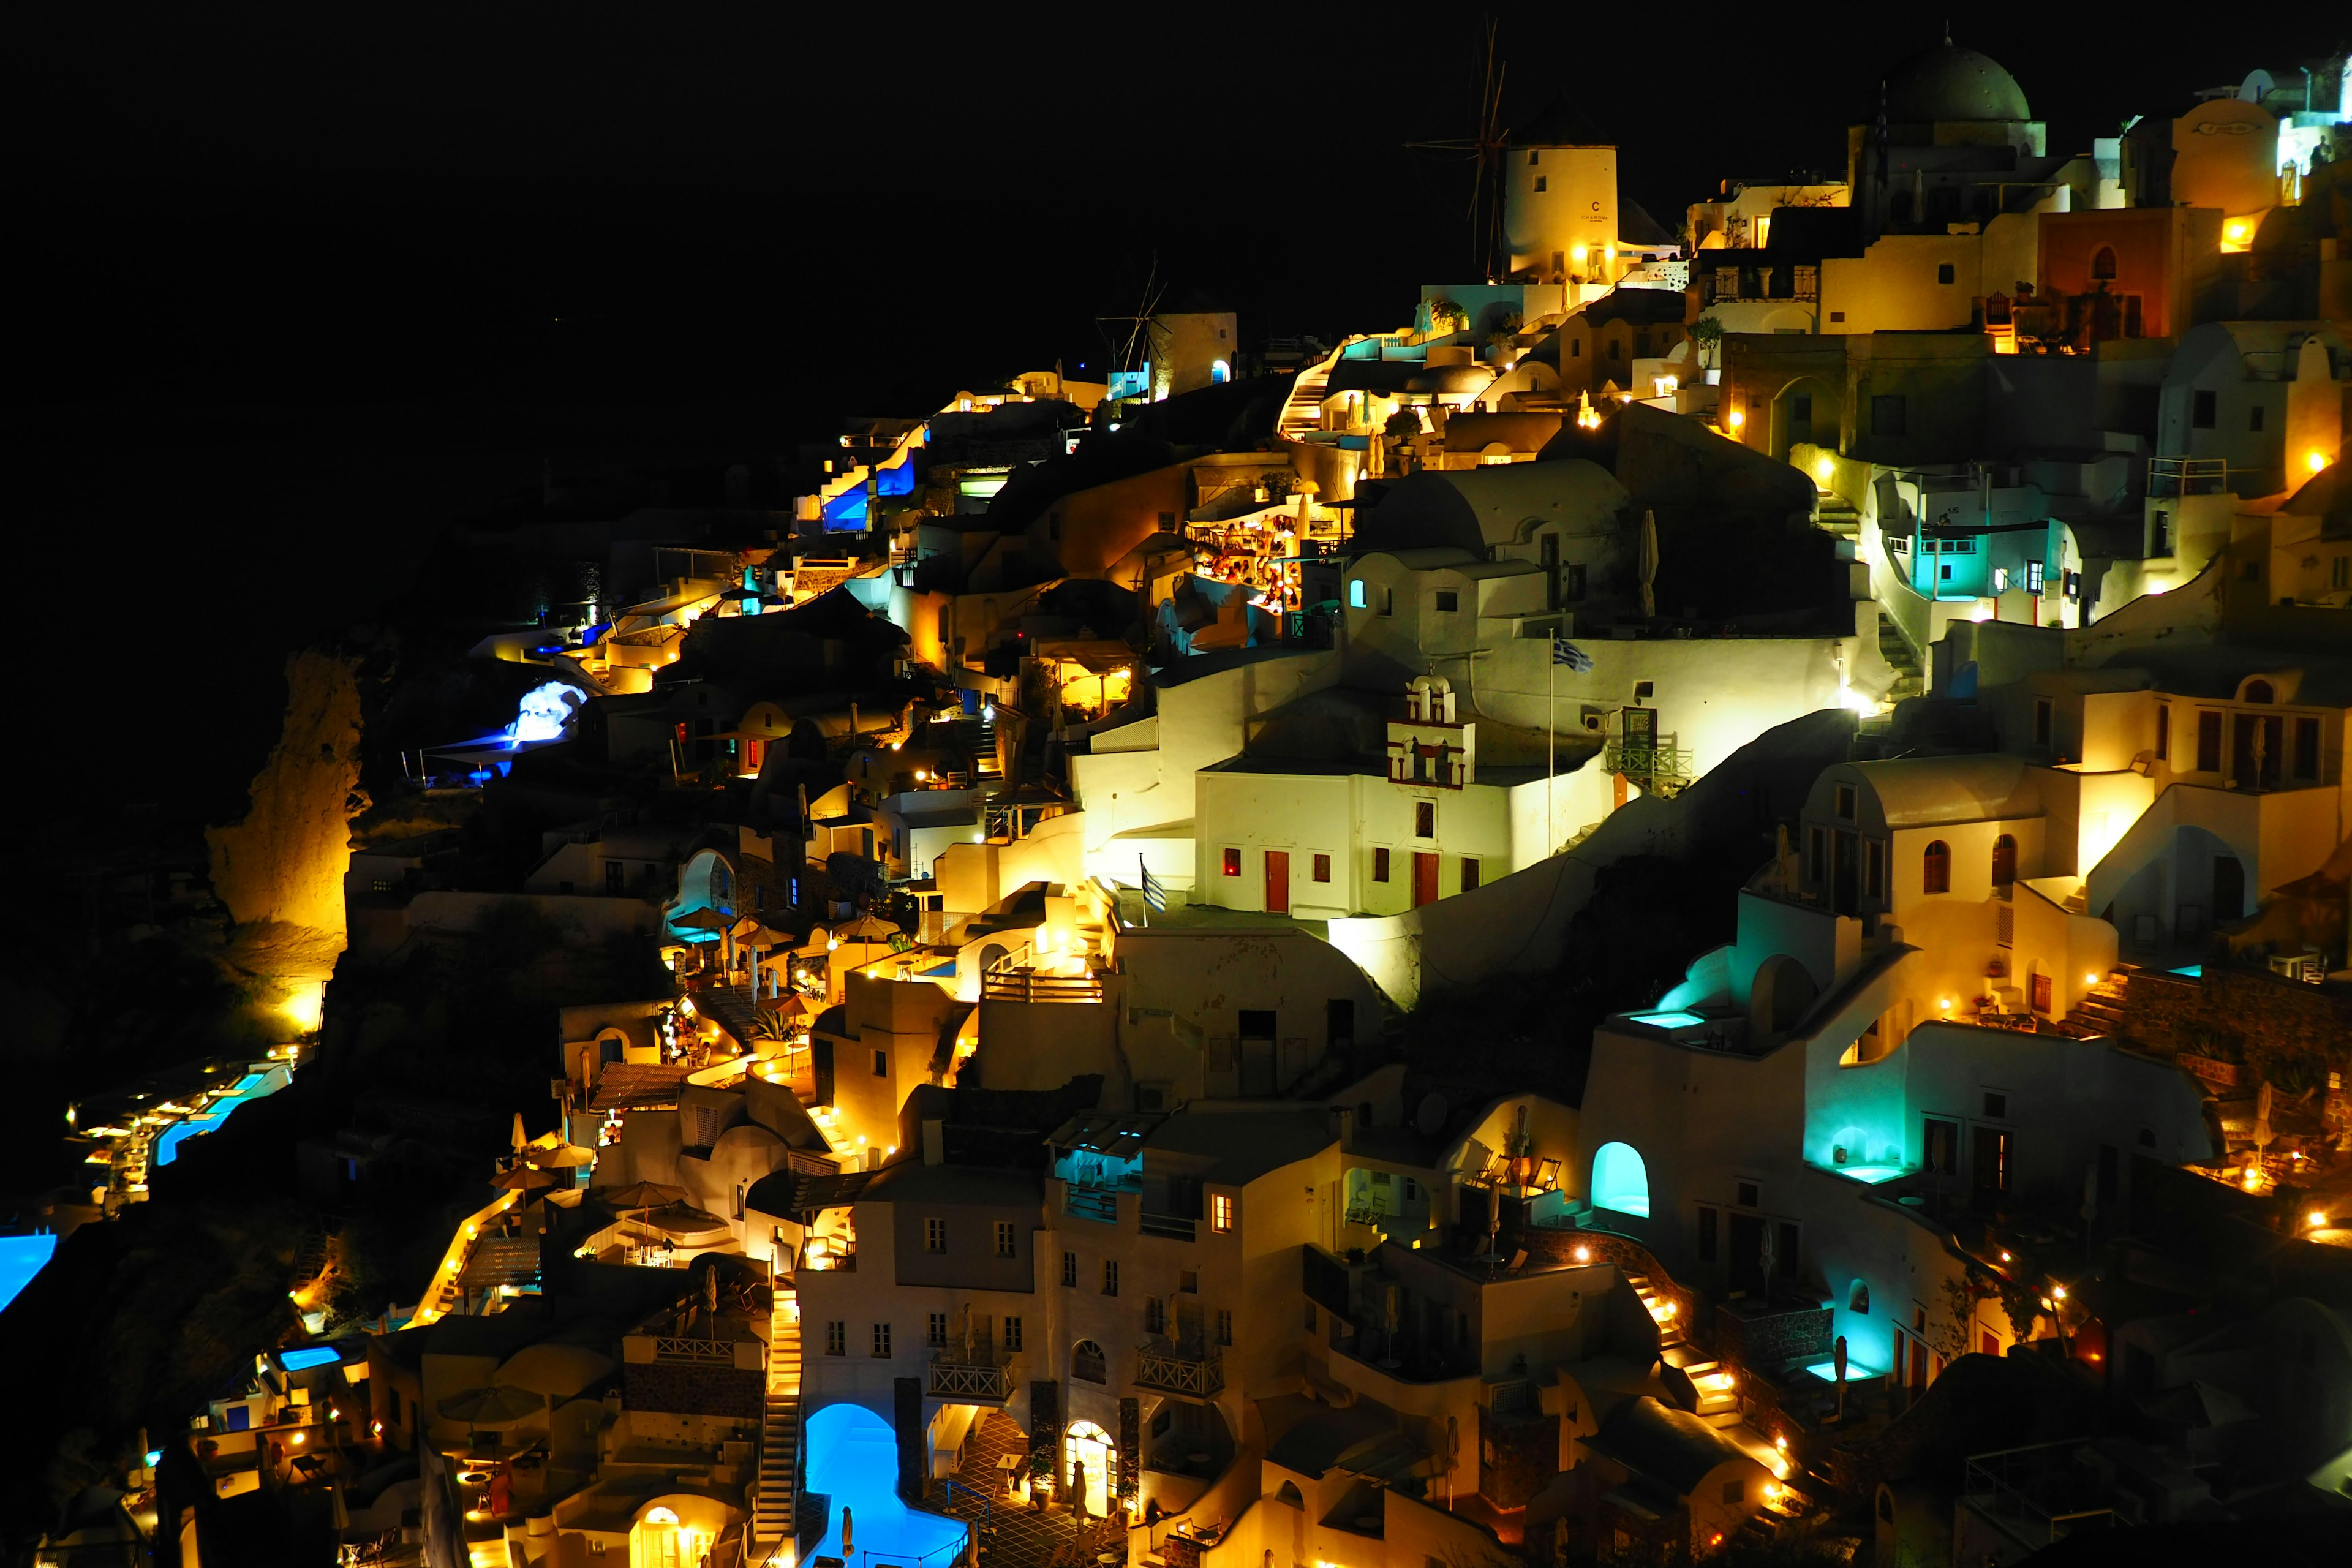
[154,1068,292,1166]
[278,1346,343,1370]
[804,1404,968,1568]
[2168,963,2203,978]
[0,1234,57,1313]
[1806,1358,1887,1381]
[1629,1009,1706,1030]
[1831,1164,1908,1185]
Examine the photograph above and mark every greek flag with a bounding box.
[1140,859,1169,913]
[1552,636,1593,672]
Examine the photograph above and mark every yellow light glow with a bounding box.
[1570,244,1588,263]
[2311,450,2332,473]
[2083,974,2098,986]
[1573,1245,1591,1263]
[1939,998,1952,1011]
[281,983,325,1034]
[1813,456,1835,483]
[2226,221,2247,241]
[2242,1167,2263,1191]
[1727,408,1746,431]
[2310,1210,2329,1229]
[290,1431,305,1446]
[2051,1284,2067,1301]
[1773,1434,1787,1451]
[1999,1250,2012,1263]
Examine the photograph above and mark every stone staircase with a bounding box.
[750,1285,802,1562]
[2059,969,2132,1039]
[1876,610,1924,703]
[1277,345,1345,440]
[1635,1271,1741,1430]
[1813,493,1861,540]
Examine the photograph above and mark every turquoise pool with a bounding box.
[1629,1009,1706,1030]
[0,1234,57,1313]
[1833,1164,1908,1185]
[804,1404,968,1568]
[154,1067,292,1166]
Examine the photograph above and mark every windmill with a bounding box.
[1406,18,1511,282]
[1096,256,1172,401]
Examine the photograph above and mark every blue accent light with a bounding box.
[1591,1142,1651,1218]
[2168,963,2203,978]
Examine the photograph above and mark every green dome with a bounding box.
[1885,41,2030,123]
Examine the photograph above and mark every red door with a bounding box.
[1264,851,1289,914]
[1412,852,1440,908]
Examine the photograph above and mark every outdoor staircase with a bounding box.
[751,1284,802,1562]
[2059,970,2132,1039]
[1629,1273,1743,1429]
[1876,610,1924,703]
[1276,344,1346,440]
[1813,492,1861,539]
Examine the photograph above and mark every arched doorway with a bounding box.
[1591,1142,1650,1218]
[1770,375,1839,462]
[1751,953,1819,1039]
[1065,1420,1113,1518]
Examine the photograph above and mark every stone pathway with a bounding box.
[925,1414,1089,1568]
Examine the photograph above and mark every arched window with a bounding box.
[1848,1279,1871,1314]
[2090,246,2118,282]
[1591,1142,1649,1218]
[1923,840,1951,894]
[1276,1482,1305,1509]
[1992,833,2018,889]
[1071,1340,1106,1384]
[2242,679,2273,704]
[1878,1490,1896,1525]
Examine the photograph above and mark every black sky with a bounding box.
[13,5,2343,433]
[2,6,2341,825]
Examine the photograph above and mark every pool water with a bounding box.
[2168,963,2203,978]
[1806,1359,1887,1381]
[278,1346,343,1370]
[0,1234,58,1313]
[1832,1164,1908,1185]
[1629,1009,1706,1030]
[154,1067,291,1166]
[803,1404,968,1568]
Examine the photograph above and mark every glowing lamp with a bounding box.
[1813,456,1835,483]
[1728,408,1746,431]
[2310,1210,2329,1230]
[2084,974,2098,986]
[2310,450,2331,473]
[2226,221,2247,242]
[1773,1434,1787,1451]
[1572,1245,1591,1264]
[290,1432,305,1446]
[1999,1250,2013,1263]
[1939,998,1952,1011]
[2051,1284,2067,1301]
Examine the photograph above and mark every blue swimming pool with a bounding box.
[0,1234,58,1314]
[278,1346,342,1370]
[803,1404,968,1568]
[1629,1009,1706,1030]
[154,1068,292,1166]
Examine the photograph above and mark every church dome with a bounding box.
[1884,40,2030,123]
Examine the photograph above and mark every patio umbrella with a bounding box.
[595,1181,688,1210]
[521,1144,595,1169]
[834,911,902,940]
[1637,508,1659,620]
[644,1201,731,1236]
[437,1385,545,1427]
[490,1165,563,1193]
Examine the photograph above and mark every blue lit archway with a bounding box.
[1591,1142,1650,1218]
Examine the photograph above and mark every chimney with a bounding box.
[1329,1104,1354,1147]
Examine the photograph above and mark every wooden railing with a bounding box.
[1136,1340,1223,1398]
[654,1335,739,1365]
[927,1351,1014,1400]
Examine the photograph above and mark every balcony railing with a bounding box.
[927,1349,1014,1400]
[1140,1212,1198,1242]
[1136,1340,1224,1399]
[1604,741,1694,796]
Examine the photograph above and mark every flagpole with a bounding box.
[1547,643,1556,855]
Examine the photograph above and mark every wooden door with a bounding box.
[1412,851,1440,907]
[1264,850,1289,914]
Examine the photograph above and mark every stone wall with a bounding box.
[2122,966,2352,1093]
[1714,1302,1831,1374]
[622,1361,761,1419]
[1477,1406,1559,1508]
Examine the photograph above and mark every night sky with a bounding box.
[6,4,2342,816]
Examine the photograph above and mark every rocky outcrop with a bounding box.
[205,649,366,1022]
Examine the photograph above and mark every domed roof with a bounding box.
[1885,40,2030,123]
